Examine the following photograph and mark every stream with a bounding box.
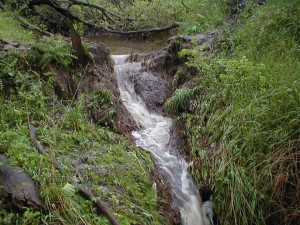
[112,55,209,225]
[87,37,165,55]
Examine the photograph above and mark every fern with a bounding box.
[28,36,76,69]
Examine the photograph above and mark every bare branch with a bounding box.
[28,124,121,225]
[68,0,121,19]
[105,22,185,35]
[68,177,121,225]
[181,0,190,11]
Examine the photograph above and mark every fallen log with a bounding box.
[29,125,48,155]
[68,177,121,225]
[105,22,185,35]
[28,124,121,225]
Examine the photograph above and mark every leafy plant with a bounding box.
[27,36,76,69]
[0,33,164,224]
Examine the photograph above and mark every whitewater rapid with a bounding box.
[113,55,206,225]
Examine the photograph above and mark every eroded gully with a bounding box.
[112,55,207,225]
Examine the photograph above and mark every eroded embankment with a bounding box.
[112,33,220,224]
[0,39,166,224]
[0,32,219,225]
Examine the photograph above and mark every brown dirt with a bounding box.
[81,43,183,223]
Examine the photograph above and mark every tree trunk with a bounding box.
[70,23,90,67]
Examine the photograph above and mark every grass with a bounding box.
[0,12,34,44]
[0,41,165,224]
[165,0,300,224]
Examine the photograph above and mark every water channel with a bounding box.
[87,36,165,55]
[112,54,209,225]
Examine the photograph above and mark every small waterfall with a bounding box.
[113,55,206,225]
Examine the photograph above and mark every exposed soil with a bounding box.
[107,32,221,224]
[0,32,220,224]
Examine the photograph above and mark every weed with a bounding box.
[27,36,76,69]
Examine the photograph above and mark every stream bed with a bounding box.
[87,37,165,55]
[112,55,209,225]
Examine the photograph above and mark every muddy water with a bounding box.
[113,55,206,225]
[87,37,165,55]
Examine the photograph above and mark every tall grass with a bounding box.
[165,0,300,224]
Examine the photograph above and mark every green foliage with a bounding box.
[28,36,76,69]
[177,0,228,34]
[0,82,164,224]
[166,1,300,224]
[1,0,30,12]
[86,89,117,127]
[0,39,164,225]
[0,12,33,44]
[122,0,176,28]
[164,87,193,114]
[92,0,228,33]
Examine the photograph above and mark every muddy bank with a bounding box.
[0,32,217,224]
[85,36,166,55]
[105,32,220,224]
[126,32,220,155]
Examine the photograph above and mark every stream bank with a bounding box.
[1,27,219,224]
[0,37,167,224]
[108,33,220,224]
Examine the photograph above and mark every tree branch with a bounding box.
[28,124,121,225]
[68,0,121,19]
[68,177,121,225]
[105,22,185,35]
[28,0,183,35]
[181,0,190,11]
[15,15,54,36]
[29,125,48,155]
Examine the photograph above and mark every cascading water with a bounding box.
[113,55,207,225]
